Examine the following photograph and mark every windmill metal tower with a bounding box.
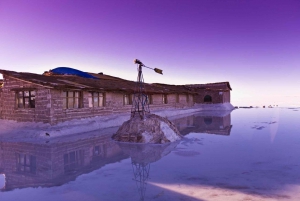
[132,161,150,201]
[131,59,162,119]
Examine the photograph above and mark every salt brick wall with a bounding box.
[193,115,231,130]
[171,114,231,135]
[50,91,133,124]
[50,92,194,124]
[0,142,53,190]
[223,113,231,126]
[194,90,228,104]
[172,115,195,132]
[150,93,192,110]
[0,89,2,119]
[0,75,196,123]
[0,76,51,123]
[0,133,126,190]
[223,91,230,103]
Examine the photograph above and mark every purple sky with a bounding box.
[0,0,300,106]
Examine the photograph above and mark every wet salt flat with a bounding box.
[0,108,300,201]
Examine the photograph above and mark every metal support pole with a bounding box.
[131,64,150,119]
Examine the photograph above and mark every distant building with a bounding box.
[186,82,232,104]
[0,69,232,124]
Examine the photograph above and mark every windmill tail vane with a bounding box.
[134,59,163,75]
[154,68,163,75]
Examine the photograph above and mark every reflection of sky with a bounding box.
[0,108,300,200]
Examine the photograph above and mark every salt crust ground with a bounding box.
[0,103,234,140]
[112,114,182,143]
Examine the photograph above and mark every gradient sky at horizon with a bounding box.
[1,0,300,106]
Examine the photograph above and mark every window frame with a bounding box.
[64,150,84,173]
[146,94,152,105]
[176,94,179,103]
[162,94,168,104]
[16,90,36,109]
[16,153,36,174]
[62,91,83,109]
[88,92,105,108]
[124,94,132,105]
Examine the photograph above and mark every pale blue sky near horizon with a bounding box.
[0,0,300,106]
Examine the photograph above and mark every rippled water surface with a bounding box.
[0,108,300,201]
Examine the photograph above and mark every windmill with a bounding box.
[131,162,150,201]
[117,142,179,201]
[131,59,163,119]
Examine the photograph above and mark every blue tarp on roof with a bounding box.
[50,67,98,79]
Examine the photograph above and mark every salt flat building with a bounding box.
[0,69,232,124]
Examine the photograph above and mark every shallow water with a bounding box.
[0,108,299,201]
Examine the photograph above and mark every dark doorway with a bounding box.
[204,95,212,102]
[204,117,213,125]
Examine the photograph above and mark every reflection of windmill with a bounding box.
[117,141,179,201]
[132,162,150,201]
[131,59,163,119]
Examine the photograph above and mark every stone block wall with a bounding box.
[0,76,51,123]
[193,114,232,135]
[49,91,133,124]
[49,92,194,124]
[223,91,230,103]
[0,141,53,190]
[172,115,195,134]
[149,93,192,110]
[172,113,232,136]
[0,133,126,190]
[0,76,195,123]
[0,89,2,119]
[194,90,230,104]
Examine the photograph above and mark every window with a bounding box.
[93,146,102,156]
[16,153,36,174]
[204,117,213,125]
[94,146,100,156]
[16,90,36,108]
[176,94,179,103]
[186,94,190,103]
[146,95,152,105]
[62,91,83,109]
[204,95,212,103]
[64,150,84,173]
[124,94,132,105]
[162,94,168,104]
[88,92,104,107]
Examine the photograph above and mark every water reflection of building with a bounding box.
[171,111,232,136]
[0,133,127,191]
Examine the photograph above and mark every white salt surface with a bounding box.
[194,102,234,111]
[0,103,234,140]
[160,121,181,142]
[142,131,153,142]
